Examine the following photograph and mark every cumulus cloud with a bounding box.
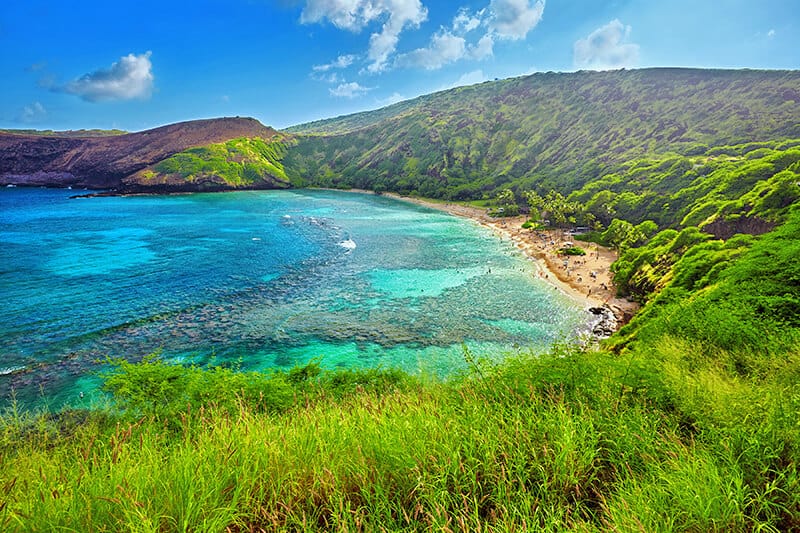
[395,5,495,71]
[305,1,545,76]
[452,7,484,33]
[452,69,489,87]
[397,29,495,70]
[471,34,494,60]
[435,69,489,92]
[55,52,154,102]
[376,92,405,106]
[767,29,776,38]
[397,31,466,70]
[329,81,372,98]
[489,0,544,40]
[17,101,47,123]
[301,0,381,31]
[312,53,358,72]
[573,20,639,70]
[301,0,427,73]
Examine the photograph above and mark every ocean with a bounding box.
[0,188,584,409]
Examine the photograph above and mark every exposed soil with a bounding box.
[0,117,279,190]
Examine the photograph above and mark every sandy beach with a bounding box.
[378,192,640,324]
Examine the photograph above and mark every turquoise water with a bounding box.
[0,188,584,409]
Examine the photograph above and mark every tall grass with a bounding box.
[2,346,797,531]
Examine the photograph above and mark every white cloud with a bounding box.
[376,92,405,106]
[312,53,358,72]
[329,81,372,98]
[767,29,776,38]
[573,20,639,70]
[397,29,495,70]
[471,34,494,60]
[58,52,154,102]
[301,0,381,31]
[397,30,466,70]
[489,0,544,40]
[366,0,428,72]
[441,69,489,90]
[453,7,484,33]
[17,101,47,123]
[434,69,489,93]
[395,5,496,72]
[300,0,427,73]
[303,1,544,76]
[314,71,342,83]
[455,69,489,86]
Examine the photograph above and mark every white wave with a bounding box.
[0,366,25,376]
[339,239,357,250]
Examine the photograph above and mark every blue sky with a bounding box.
[1,0,797,132]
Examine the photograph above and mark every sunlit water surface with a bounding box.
[0,188,585,409]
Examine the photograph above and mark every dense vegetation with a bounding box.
[284,68,800,199]
[568,139,800,230]
[2,67,800,530]
[129,136,294,190]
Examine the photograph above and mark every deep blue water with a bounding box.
[0,188,584,409]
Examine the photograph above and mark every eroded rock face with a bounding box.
[0,117,280,190]
[587,306,619,339]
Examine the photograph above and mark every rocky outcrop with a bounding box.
[587,306,619,339]
[0,117,281,190]
[702,215,776,239]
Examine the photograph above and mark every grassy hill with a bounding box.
[284,68,800,199]
[123,136,295,192]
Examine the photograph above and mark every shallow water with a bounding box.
[0,188,584,409]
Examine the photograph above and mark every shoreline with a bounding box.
[66,184,639,329]
[367,190,640,327]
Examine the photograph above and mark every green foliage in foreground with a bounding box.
[148,137,293,188]
[2,340,798,531]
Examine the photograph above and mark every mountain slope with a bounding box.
[284,68,800,199]
[0,117,283,190]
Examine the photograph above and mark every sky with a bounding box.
[1,0,798,132]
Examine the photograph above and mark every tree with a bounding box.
[494,189,520,216]
[602,218,638,251]
[523,190,545,222]
[635,220,658,240]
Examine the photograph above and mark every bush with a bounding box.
[101,354,295,420]
[560,246,586,256]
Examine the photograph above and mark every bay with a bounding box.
[0,188,584,409]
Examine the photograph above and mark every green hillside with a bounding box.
[284,68,800,199]
[124,136,295,191]
[284,99,418,135]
